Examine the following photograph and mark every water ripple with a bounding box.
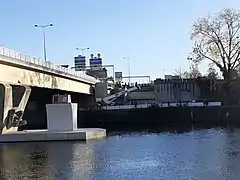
[0,127,240,179]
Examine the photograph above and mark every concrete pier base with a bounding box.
[0,128,106,142]
[0,102,106,142]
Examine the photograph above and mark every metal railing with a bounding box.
[0,46,96,84]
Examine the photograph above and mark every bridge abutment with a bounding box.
[0,82,31,134]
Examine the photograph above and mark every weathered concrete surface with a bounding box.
[0,82,31,134]
[0,128,106,142]
[0,46,97,95]
[46,103,78,132]
[0,63,93,94]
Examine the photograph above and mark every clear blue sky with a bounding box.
[1,0,240,80]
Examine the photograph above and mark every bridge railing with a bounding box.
[0,46,96,84]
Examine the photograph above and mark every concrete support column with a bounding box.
[46,103,78,132]
[0,82,31,134]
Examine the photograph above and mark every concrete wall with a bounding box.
[0,63,92,94]
[128,91,155,100]
[154,79,200,102]
[127,91,156,105]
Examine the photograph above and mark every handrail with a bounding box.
[0,46,96,84]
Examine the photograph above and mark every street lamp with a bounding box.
[34,23,53,61]
[187,57,193,71]
[122,56,131,84]
[76,47,90,56]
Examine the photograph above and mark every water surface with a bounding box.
[0,127,240,180]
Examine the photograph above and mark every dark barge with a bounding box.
[79,105,240,128]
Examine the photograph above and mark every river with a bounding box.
[0,126,240,180]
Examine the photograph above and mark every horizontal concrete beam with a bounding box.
[0,63,93,94]
[0,46,97,85]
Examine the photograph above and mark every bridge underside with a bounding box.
[0,82,95,134]
[23,86,95,130]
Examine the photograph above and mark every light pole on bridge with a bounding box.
[34,23,53,61]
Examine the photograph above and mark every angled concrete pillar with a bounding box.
[0,82,31,134]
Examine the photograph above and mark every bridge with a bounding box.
[0,46,98,134]
[0,46,97,94]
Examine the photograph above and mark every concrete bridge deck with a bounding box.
[0,46,97,94]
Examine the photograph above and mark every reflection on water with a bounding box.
[1,127,240,179]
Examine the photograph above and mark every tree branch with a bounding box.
[232,23,240,37]
[197,49,224,71]
[227,21,233,61]
[191,8,240,82]
[198,30,227,68]
[230,41,240,59]
[213,30,229,63]
[231,51,240,69]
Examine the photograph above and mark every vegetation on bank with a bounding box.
[174,8,240,105]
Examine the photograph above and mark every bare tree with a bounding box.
[175,63,219,80]
[188,62,202,78]
[174,62,201,79]
[207,66,219,79]
[173,68,188,78]
[191,8,240,84]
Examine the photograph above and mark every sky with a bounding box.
[1,0,240,81]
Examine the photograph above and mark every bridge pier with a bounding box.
[0,82,31,134]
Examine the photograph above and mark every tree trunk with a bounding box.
[222,70,232,105]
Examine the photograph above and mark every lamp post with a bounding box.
[34,23,53,61]
[122,56,131,84]
[187,57,193,71]
[76,47,90,56]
